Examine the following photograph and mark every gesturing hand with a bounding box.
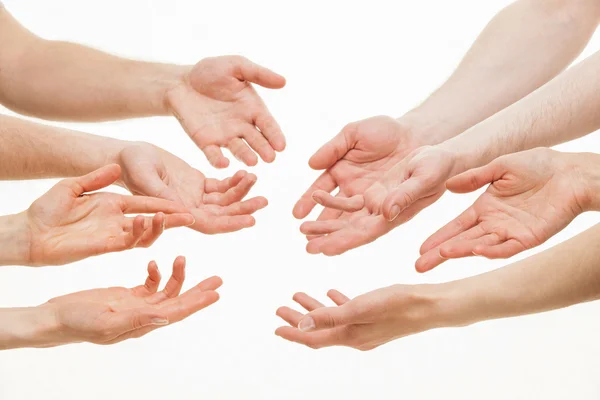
[117,142,267,234]
[275,285,439,351]
[41,256,222,346]
[25,164,194,266]
[299,143,459,256]
[416,148,591,272]
[166,55,286,168]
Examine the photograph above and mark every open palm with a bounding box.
[27,164,193,266]
[45,257,221,346]
[166,55,286,168]
[117,142,267,234]
[417,148,589,272]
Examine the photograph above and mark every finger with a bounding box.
[204,170,247,194]
[195,275,223,292]
[446,161,505,194]
[217,197,268,216]
[292,292,325,312]
[473,239,526,259]
[297,305,354,332]
[382,178,428,221]
[327,290,351,306]
[134,172,182,203]
[104,307,170,338]
[312,190,364,212]
[203,173,258,206]
[129,215,147,248]
[192,210,256,234]
[202,145,230,169]
[254,113,285,152]
[147,256,186,304]
[420,207,478,255]
[235,57,286,89]
[293,171,337,219]
[308,131,350,171]
[132,260,162,296]
[276,306,304,327]
[242,126,277,162]
[164,213,196,229]
[305,201,344,240]
[137,212,166,248]
[439,232,502,260]
[414,249,448,274]
[121,196,189,214]
[300,219,346,235]
[306,220,376,257]
[228,138,258,167]
[275,326,351,349]
[63,164,121,196]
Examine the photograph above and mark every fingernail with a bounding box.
[151,318,169,326]
[298,317,315,332]
[389,205,401,221]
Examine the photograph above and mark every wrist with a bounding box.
[0,305,61,350]
[162,65,193,117]
[397,110,457,147]
[0,212,32,267]
[567,152,600,212]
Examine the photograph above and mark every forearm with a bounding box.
[0,9,187,121]
[440,48,600,172]
[403,0,600,143]
[0,306,60,350]
[0,114,125,180]
[438,223,600,327]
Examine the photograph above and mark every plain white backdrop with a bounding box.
[1,0,600,399]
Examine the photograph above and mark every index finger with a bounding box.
[121,196,188,215]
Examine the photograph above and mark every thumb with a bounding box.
[308,131,351,170]
[446,162,502,194]
[298,305,354,332]
[135,173,183,203]
[68,164,122,196]
[235,57,286,89]
[108,307,169,334]
[382,178,427,221]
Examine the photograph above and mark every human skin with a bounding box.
[276,223,600,351]
[0,165,195,267]
[416,148,600,272]
[0,115,267,234]
[0,257,222,350]
[294,0,600,256]
[0,9,285,168]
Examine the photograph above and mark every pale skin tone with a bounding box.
[0,164,195,267]
[0,116,267,234]
[0,257,222,350]
[276,223,600,350]
[298,0,600,256]
[0,8,286,168]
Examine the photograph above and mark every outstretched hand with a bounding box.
[298,141,459,256]
[416,148,591,272]
[275,285,440,351]
[41,256,221,346]
[25,164,194,266]
[166,55,286,168]
[117,142,267,234]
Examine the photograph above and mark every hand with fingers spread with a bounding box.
[416,148,600,272]
[0,257,222,349]
[1,164,194,267]
[275,285,441,351]
[299,143,460,256]
[166,55,286,168]
[116,142,267,234]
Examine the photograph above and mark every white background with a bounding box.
[1,1,600,399]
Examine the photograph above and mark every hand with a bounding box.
[117,142,267,234]
[416,148,592,272]
[166,55,286,168]
[25,164,194,266]
[275,285,441,351]
[40,256,221,346]
[299,143,459,255]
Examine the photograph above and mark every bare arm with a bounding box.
[403,0,600,143]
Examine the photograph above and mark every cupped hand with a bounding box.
[117,142,268,234]
[275,285,440,351]
[26,164,194,266]
[166,55,286,168]
[416,148,590,272]
[42,256,222,346]
[299,144,458,255]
